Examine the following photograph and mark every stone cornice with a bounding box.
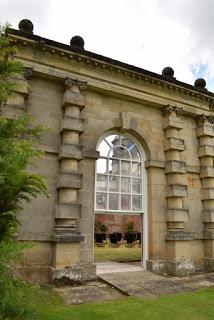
[7,29,214,106]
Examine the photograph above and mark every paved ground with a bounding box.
[55,262,214,304]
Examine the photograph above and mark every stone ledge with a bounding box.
[165,160,186,174]
[59,144,83,160]
[83,148,100,159]
[196,125,214,138]
[57,173,82,189]
[200,166,214,178]
[62,90,85,109]
[166,184,188,198]
[52,233,85,243]
[164,137,185,151]
[145,160,165,169]
[55,204,81,219]
[166,231,194,241]
[202,188,214,200]
[52,263,96,285]
[61,116,84,133]
[166,209,189,222]
[198,145,214,158]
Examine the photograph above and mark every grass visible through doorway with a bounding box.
[94,245,141,262]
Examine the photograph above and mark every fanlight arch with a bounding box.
[95,133,146,213]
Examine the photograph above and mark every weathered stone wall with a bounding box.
[5,23,214,282]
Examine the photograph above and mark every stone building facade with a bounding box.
[5,19,214,284]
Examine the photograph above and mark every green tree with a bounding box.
[0,24,47,240]
[0,25,48,319]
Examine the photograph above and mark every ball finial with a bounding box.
[162,67,175,78]
[194,78,206,89]
[70,35,84,50]
[18,19,34,34]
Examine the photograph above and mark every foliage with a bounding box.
[0,24,23,104]
[125,221,134,233]
[0,115,48,240]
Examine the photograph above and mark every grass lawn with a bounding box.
[33,287,214,320]
[94,245,142,262]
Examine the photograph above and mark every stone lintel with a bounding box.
[203,210,214,222]
[198,145,214,158]
[163,116,183,130]
[200,166,214,178]
[57,173,82,189]
[83,148,100,159]
[165,160,186,174]
[202,188,214,200]
[53,233,85,243]
[55,204,81,219]
[164,137,185,151]
[62,90,85,109]
[166,231,194,241]
[196,125,214,138]
[61,116,84,134]
[59,144,83,160]
[167,209,189,222]
[166,184,188,198]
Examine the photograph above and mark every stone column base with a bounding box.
[52,263,97,285]
[147,259,196,276]
[204,258,214,271]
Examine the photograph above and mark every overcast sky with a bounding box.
[1,0,214,91]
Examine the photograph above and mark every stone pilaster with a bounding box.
[163,105,188,231]
[1,67,32,117]
[53,78,92,282]
[196,115,214,270]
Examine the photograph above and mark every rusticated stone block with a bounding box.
[196,125,214,137]
[164,137,185,151]
[166,184,188,198]
[61,116,84,133]
[163,116,183,130]
[59,144,83,160]
[57,173,82,189]
[55,204,81,219]
[200,166,214,178]
[167,209,189,222]
[203,210,214,222]
[165,160,186,174]
[62,90,85,109]
[202,188,214,200]
[204,258,214,271]
[198,145,214,158]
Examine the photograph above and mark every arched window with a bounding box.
[95,134,144,213]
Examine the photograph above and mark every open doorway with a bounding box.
[94,133,148,273]
[94,213,143,267]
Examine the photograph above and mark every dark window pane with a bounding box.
[112,146,130,159]
[132,195,142,211]
[132,178,141,194]
[121,161,131,175]
[109,159,120,174]
[96,193,107,210]
[121,194,131,210]
[109,194,119,210]
[121,177,131,193]
[109,176,119,192]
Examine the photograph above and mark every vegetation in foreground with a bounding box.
[5,285,214,320]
